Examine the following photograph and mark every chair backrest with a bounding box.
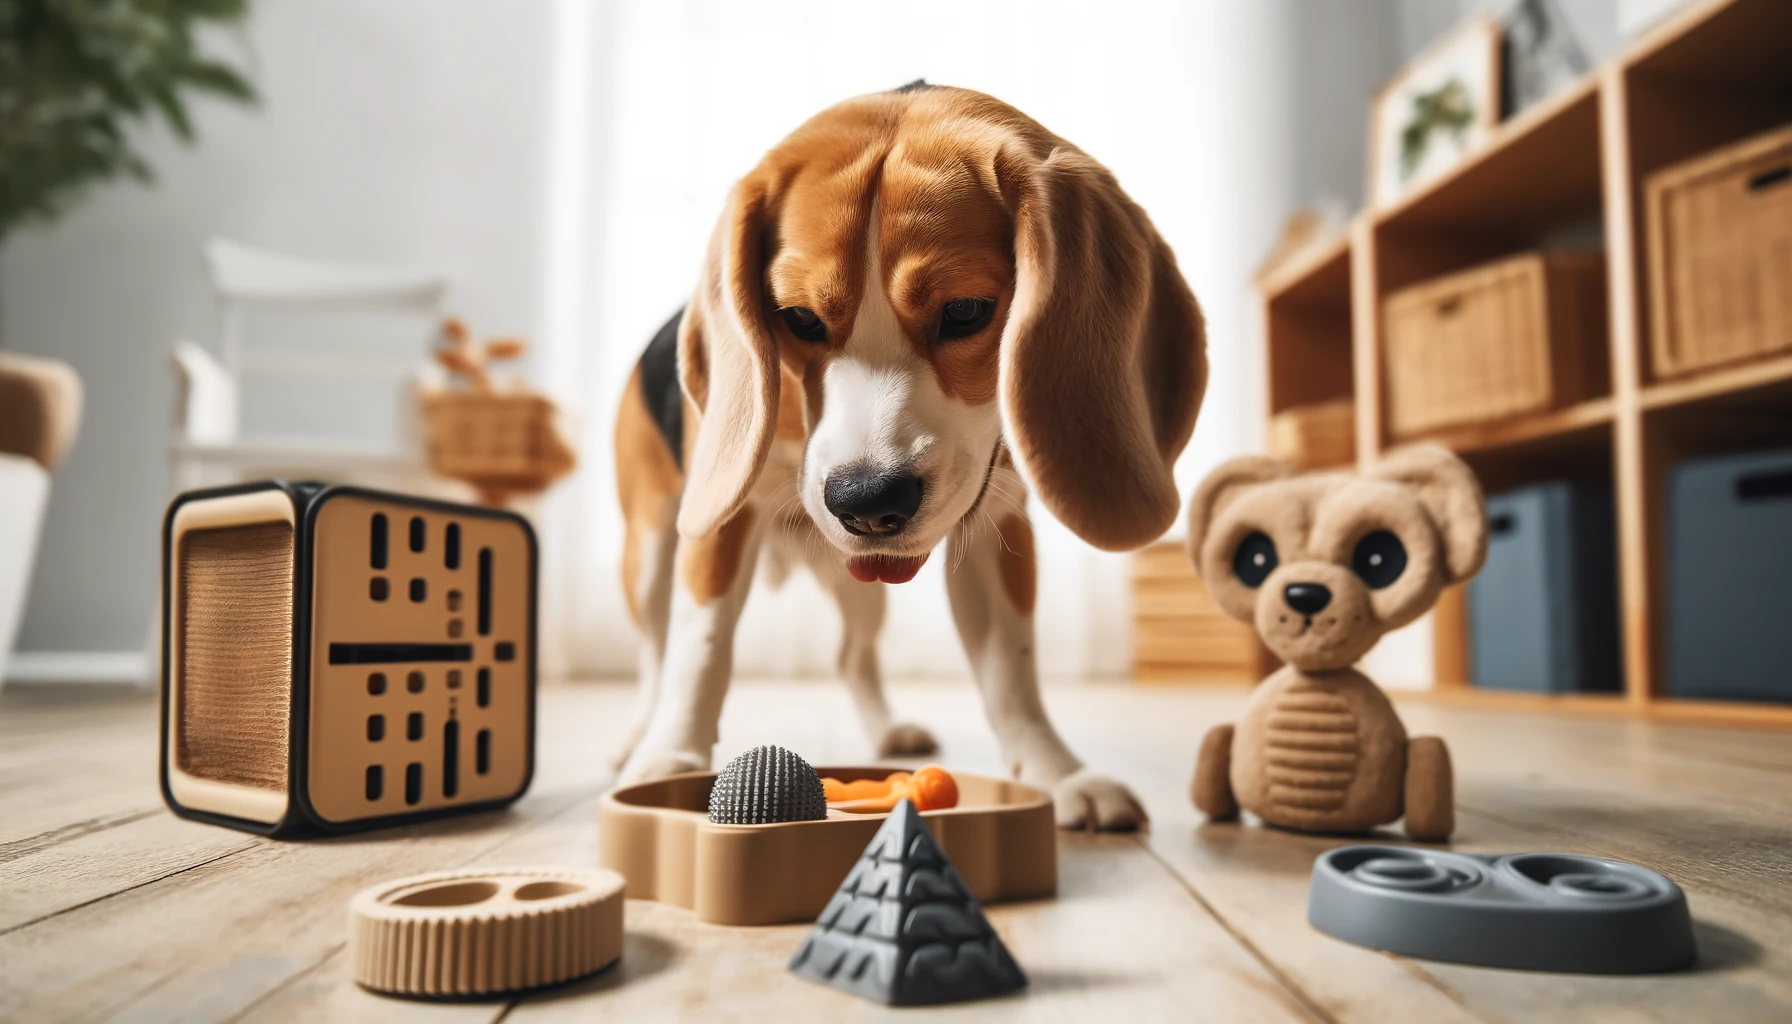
[190,239,450,452]
[170,340,239,445]
[204,238,449,378]
[0,350,83,472]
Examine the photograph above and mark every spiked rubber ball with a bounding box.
[707,745,828,824]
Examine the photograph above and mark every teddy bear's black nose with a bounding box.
[1284,583,1332,615]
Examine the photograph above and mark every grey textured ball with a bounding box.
[707,745,828,825]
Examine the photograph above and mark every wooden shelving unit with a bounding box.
[1259,0,1792,728]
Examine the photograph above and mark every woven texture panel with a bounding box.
[1648,124,1792,379]
[177,521,293,790]
[1384,252,1605,437]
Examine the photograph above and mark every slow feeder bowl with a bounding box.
[599,767,1057,926]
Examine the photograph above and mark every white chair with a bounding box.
[169,238,461,496]
[0,352,82,688]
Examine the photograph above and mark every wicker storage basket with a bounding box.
[1646,124,1792,380]
[1132,543,1261,683]
[1269,398,1356,470]
[422,391,576,504]
[1383,252,1608,438]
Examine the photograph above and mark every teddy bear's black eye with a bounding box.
[1352,530,1407,589]
[1232,532,1277,588]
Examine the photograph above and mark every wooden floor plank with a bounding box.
[240,686,1315,1024]
[0,689,163,847]
[1070,686,1494,1024]
[1152,690,1792,1024]
[4,680,1790,1022]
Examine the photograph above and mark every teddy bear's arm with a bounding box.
[1403,735,1455,841]
[1191,723,1240,820]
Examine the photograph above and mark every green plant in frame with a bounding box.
[0,0,255,241]
[1399,77,1473,182]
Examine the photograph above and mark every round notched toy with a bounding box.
[1186,445,1488,841]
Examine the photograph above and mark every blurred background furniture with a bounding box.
[0,353,83,689]
[1666,448,1792,703]
[420,320,577,507]
[1469,481,1621,693]
[1130,542,1267,684]
[169,238,453,496]
[1249,0,1792,726]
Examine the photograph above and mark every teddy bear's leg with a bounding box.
[1191,723,1240,820]
[1403,735,1455,841]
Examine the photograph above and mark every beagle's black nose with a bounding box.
[1284,582,1332,615]
[824,470,924,536]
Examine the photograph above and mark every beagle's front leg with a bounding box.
[616,505,763,784]
[945,494,1148,831]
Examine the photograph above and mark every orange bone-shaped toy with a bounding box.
[821,766,959,813]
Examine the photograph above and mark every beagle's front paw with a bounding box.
[605,720,649,772]
[616,746,710,786]
[875,722,940,758]
[1051,770,1149,832]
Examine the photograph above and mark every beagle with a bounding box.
[611,82,1206,830]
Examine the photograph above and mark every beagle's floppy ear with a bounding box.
[999,147,1208,552]
[1369,444,1488,584]
[675,179,780,539]
[1185,455,1292,580]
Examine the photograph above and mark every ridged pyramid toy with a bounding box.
[789,798,1027,1005]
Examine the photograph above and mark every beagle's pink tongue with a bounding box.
[847,554,930,585]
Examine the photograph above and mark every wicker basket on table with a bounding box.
[421,319,577,507]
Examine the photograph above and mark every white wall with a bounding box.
[558,0,1406,680]
[2,0,1413,683]
[1396,0,1621,64]
[0,0,560,666]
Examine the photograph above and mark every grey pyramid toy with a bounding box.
[788,799,1027,1005]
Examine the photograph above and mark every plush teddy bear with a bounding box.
[1185,445,1487,841]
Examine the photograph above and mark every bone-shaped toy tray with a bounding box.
[599,767,1056,926]
[1308,845,1696,973]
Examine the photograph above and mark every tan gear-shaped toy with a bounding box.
[348,867,624,997]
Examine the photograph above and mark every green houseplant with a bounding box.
[0,0,255,241]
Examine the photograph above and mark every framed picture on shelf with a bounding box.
[1370,15,1503,208]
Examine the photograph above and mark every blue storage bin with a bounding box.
[1469,482,1621,693]
[1667,448,1792,702]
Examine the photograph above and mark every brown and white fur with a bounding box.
[611,83,1207,830]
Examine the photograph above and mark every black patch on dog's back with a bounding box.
[638,308,685,472]
[893,79,931,94]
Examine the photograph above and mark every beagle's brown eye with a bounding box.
[939,298,994,340]
[781,306,827,343]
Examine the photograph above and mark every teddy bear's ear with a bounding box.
[1185,455,1292,577]
[1369,444,1488,583]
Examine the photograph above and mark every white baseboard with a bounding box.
[4,650,154,686]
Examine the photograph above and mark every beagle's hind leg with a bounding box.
[611,518,676,771]
[617,504,764,784]
[612,362,684,772]
[1191,723,1239,820]
[797,522,938,757]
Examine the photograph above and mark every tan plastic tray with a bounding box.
[599,767,1057,926]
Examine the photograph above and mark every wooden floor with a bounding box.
[4,679,1791,1023]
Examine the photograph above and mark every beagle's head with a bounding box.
[1186,446,1488,673]
[676,84,1206,582]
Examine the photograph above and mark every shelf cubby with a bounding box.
[1253,0,1792,728]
